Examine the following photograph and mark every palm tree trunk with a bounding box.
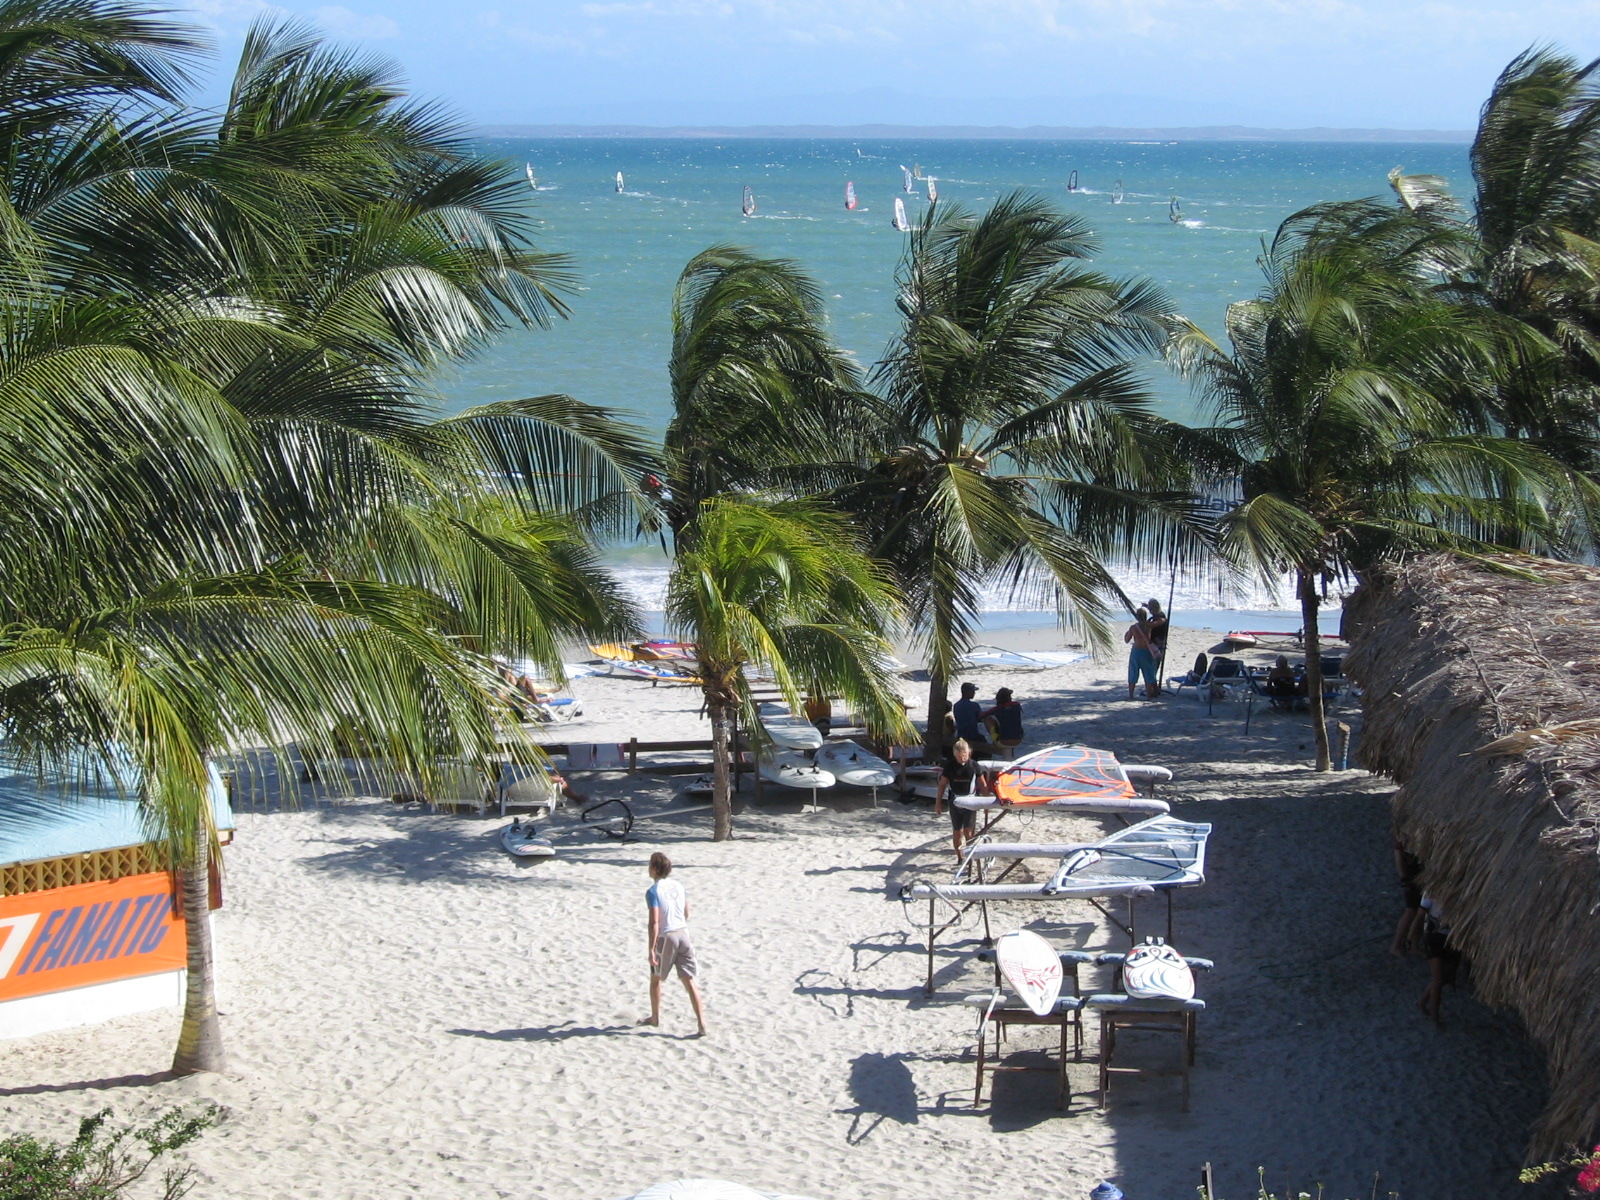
[171,816,225,1074]
[1298,568,1331,772]
[923,671,948,764]
[709,701,733,842]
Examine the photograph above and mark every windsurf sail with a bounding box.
[742,185,756,217]
[988,745,1138,806]
[1113,180,1124,204]
[525,164,537,190]
[615,171,624,192]
[845,180,857,210]
[903,815,1211,901]
[956,645,1085,670]
[892,196,910,231]
[913,162,922,179]
[926,176,938,203]
[1067,169,1078,192]
[1169,196,1182,223]
[900,164,914,193]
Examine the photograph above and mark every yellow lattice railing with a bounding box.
[0,844,166,897]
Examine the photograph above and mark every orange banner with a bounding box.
[0,873,186,1003]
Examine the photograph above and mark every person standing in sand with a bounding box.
[1124,607,1160,699]
[935,738,986,858]
[643,852,707,1036]
[1145,599,1170,684]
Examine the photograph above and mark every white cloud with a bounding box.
[314,4,400,38]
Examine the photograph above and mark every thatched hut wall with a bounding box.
[1345,555,1600,1157]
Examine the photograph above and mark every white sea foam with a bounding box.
[604,555,1342,625]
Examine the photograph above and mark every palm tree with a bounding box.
[665,498,912,841]
[0,2,656,1073]
[838,191,1193,752]
[1171,199,1589,769]
[663,246,864,535]
[1385,49,1600,476]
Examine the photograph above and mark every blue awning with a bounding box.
[0,760,233,866]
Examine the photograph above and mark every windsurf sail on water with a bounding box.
[742,185,756,217]
[525,164,537,190]
[845,180,857,210]
[1169,196,1182,222]
[1067,169,1078,192]
[615,171,624,192]
[900,164,914,193]
[913,162,922,179]
[1113,180,1124,204]
[892,197,910,231]
[926,176,938,203]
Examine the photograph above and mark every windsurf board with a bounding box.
[1123,938,1195,1000]
[995,928,1064,1016]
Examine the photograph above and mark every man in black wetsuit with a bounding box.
[934,738,984,858]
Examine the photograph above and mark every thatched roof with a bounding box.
[1345,554,1600,1157]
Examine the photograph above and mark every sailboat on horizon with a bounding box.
[1067,170,1079,192]
[525,164,537,190]
[1169,196,1182,223]
[845,180,857,210]
[742,185,756,217]
[900,164,914,193]
[1113,179,1124,204]
[615,171,624,193]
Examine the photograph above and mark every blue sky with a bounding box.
[187,0,1597,129]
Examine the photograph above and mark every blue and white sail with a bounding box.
[742,185,756,217]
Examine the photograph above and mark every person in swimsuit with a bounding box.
[1125,608,1159,699]
[643,852,706,1036]
[935,739,985,858]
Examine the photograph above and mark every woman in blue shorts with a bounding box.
[1125,607,1159,699]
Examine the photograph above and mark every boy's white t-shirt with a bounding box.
[647,877,688,933]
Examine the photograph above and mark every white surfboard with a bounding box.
[813,740,895,788]
[995,929,1063,1016]
[758,703,824,750]
[757,749,835,790]
[500,820,555,859]
[1123,938,1195,1000]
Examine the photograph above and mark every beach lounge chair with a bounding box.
[567,743,627,771]
[426,759,491,814]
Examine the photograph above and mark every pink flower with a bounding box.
[1576,1148,1600,1193]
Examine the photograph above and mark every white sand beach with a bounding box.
[0,628,1547,1199]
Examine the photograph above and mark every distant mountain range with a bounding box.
[478,123,1473,144]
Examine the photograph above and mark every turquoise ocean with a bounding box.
[445,137,1472,633]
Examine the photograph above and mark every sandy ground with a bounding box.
[0,627,1549,1200]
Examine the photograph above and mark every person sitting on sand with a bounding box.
[643,852,706,1036]
[981,687,1024,757]
[935,738,986,858]
[1124,608,1159,699]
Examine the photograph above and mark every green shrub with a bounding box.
[0,1106,221,1200]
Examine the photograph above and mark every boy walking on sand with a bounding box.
[643,852,707,1036]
